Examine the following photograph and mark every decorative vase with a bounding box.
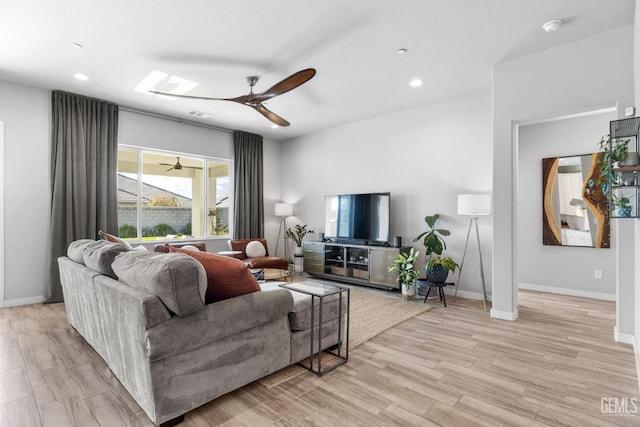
[294,246,304,256]
[426,264,448,283]
[617,206,633,217]
[401,283,416,300]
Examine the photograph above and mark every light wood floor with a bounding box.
[1,289,638,426]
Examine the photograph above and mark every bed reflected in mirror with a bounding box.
[542,153,610,248]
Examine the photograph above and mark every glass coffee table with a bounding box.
[279,281,350,376]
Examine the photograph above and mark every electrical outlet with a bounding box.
[595,270,603,280]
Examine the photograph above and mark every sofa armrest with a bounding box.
[145,288,294,361]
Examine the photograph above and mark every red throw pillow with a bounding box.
[169,247,260,303]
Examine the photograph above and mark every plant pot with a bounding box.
[426,264,448,283]
[294,246,304,256]
[617,206,633,217]
[401,283,416,300]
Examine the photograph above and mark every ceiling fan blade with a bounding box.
[250,68,316,103]
[254,104,290,127]
[149,90,226,101]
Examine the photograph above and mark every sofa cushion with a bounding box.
[245,240,266,258]
[82,240,129,278]
[112,251,207,317]
[169,248,261,303]
[67,239,95,264]
[98,230,134,250]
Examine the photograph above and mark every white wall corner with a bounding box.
[490,308,518,321]
[0,121,4,309]
[614,326,636,346]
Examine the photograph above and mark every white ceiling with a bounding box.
[0,0,634,141]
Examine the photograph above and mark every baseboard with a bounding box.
[2,295,46,308]
[447,288,492,302]
[613,326,636,346]
[490,308,518,321]
[518,282,615,301]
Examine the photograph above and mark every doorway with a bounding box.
[516,108,617,301]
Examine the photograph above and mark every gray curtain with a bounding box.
[46,91,119,303]
[233,130,264,238]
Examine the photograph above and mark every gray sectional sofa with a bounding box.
[58,239,344,426]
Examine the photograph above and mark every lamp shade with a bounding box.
[457,194,491,216]
[275,203,293,217]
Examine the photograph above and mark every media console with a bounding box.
[302,241,410,290]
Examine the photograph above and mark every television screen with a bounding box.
[324,193,390,243]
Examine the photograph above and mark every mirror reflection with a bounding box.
[542,154,610,248]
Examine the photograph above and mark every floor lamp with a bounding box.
[274,203,293,260]
[455,194,491,311]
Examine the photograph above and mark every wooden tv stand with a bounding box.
[302,241,409,290]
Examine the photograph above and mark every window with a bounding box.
[117,147,231,240]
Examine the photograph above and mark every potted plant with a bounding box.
[596,135,634,194]
[413,214,459,284]
[286,224,314,256]
[613,194,632,217]
[388,247,420,299]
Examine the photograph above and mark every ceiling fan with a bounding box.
[160,157,202,171]
[150,68,316,127]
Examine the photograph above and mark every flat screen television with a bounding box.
[324,192,390,244]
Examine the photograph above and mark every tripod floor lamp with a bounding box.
[456,194,491,311]
[274,203,293,260]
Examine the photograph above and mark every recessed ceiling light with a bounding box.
[396,48,407,55]
[73,73,89,81]
[270,124,279,129]
[72,43,83,49]
[409,78,423,87]
[542,20,562,32]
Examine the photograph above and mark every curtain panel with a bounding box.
[233,131,264,239]
[46,91,119,303]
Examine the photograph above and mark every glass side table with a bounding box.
[279,281,350,376]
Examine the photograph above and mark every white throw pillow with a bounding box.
[245,241,266,258]
[180,245,201,252]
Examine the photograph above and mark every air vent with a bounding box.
[186,110,212,119]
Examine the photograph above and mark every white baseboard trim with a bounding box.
[3,295,46,308]
[447,288,492,302]
[518,282,615,301]
[490,308,518,321]
[614,326,636,346]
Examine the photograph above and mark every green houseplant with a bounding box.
[286,224,314,255]
[388,248,420,299]
[413,214,459,283]
[596,135,631,194]
[613,194,632,217]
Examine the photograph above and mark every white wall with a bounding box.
[0,80,51,306]
[634,0,640,356]
[493,26,635,321]
[0,121,4,307]
[517,111,617,300]
[280,88,493,298]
